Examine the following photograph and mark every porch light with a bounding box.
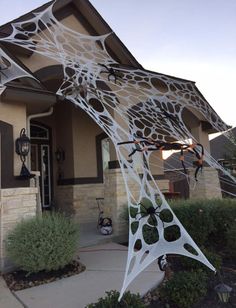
[15,128,30,157]
[15,128,33,179]
[214,283,232,303]
[55,147,65,163]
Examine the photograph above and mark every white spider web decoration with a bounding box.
[0,47,36,89]
[1,1,236,299]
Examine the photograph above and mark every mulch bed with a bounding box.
[3,260,86,291]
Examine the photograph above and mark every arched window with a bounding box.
[30,124,49,140]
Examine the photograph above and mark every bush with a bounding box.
[86,290,145,308]
[6,212,79,273]
[159,270,208,308]
[169,199,216,246]
[170,198,236,251]
[179,248,222,273]
[226,222,236,258]
[124,198,236,257]
[208,199,236,249]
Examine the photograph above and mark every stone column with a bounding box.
[104,169,130,242]
[189,167,222,199]
[104,167,170,242]
[0,187,37,272]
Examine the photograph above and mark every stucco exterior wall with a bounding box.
[183,108,211,152]
[55,102,75,179]
[191,125,210,152]
[0,187,37,272]
[72,107,103,178]
[0,100,27,175]
[19,15,90,73]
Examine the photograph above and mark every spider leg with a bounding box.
[128,148,139,157]
[98,63,109,71]
[135,211,147,220]
[150,214,157,226]
[139,203,147,211]
[196,143,204,156]
[145,147,160,152]
[117,140,137,145]
[195,165,202,181]
[181,160,187,174]
[179,148,187,174]
[191,144,204,181]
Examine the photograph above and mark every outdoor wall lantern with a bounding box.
[15,128,33,179]
[55,147,65,163]
[214,283,232,303]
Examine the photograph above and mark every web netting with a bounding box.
[0,1,236,299]
[0,47,36,90]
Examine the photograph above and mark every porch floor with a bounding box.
[10,243,164,308]
[79,223,114,248]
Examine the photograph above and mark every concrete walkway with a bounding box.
[0,276,24,308]
[0,243,164,308]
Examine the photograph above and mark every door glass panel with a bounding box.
[30,144,38,171]
[102,138,110,172]
[41,145,51,208]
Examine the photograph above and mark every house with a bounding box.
[164,129,236,199]
[210,127,236,197]
[0,0,227,271]
[210,127,236,172]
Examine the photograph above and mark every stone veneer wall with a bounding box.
[104,169,132,240]
[189,167,222,199]
[55,171,169,242]
[55,183,105,225]
[104,169,169,241]
[0,187,37,272]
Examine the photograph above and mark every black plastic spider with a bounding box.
[98,63,123,84]
[135,202,164,227]
[118,134,204,180]
[62,78,88,100]
[158,107,180,126]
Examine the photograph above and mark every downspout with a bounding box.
[26,107,54,216]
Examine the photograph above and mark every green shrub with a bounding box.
[208,199,236,249]
[170,198,236,250]
[169,199,216,246]
[6,212,79,273]
[86,290,145,308]
[225,222,236,258]
[124,198,236,256]
[159,270,208,308]
[179,248,222,273]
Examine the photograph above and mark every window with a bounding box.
[101,137,110,172]
[30,124,49,139]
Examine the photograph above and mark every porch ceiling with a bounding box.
[1,85,57,115]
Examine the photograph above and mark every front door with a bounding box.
[30,123,52,209]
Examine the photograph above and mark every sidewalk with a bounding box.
[0,243,164,308]
[0,276,23,308]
